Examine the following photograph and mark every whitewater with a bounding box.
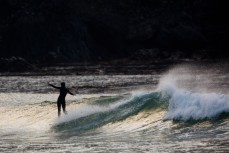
[1,63,229,152]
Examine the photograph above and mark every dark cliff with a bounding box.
[0,0,228,64]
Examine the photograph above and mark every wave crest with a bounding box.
[164,87,229,121]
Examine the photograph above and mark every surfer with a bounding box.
[49,82,74,117]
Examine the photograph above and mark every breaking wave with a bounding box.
[53,86,229,133]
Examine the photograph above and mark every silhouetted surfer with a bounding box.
[49,82,74,117]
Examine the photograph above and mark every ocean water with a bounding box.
[1,63,229,152]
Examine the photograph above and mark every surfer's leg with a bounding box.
[57,102,61,117]
[62,102,67,114]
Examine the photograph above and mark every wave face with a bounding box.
[52,92,167,133]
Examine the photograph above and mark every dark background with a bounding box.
[0,0,228,66]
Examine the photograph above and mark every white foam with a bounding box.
[163,87,229,121]
[158,66,229,121]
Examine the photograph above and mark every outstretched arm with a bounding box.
[48,83,61,89]
[68,89,74,95]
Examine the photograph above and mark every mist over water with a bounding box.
[1,63,229,152]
